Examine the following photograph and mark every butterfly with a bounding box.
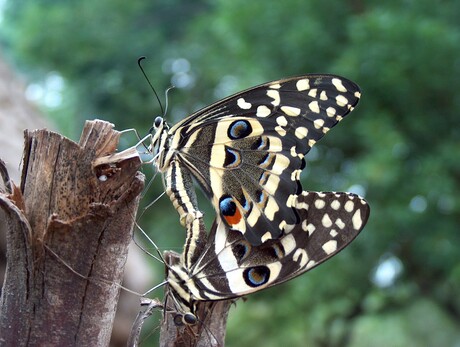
[164,191,369,324]
[150,75,361,249]
[147,74,368,324]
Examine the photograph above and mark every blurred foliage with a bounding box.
[1,0,460,346]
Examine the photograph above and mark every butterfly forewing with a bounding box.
[165,75,361,246]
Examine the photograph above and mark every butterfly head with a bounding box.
[173,312,198,326]
[149,116,170,163]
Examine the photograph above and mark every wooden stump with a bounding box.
[0,120,144,346]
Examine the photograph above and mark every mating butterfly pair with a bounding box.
[148,74,370,324]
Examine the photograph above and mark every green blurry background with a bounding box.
[1,0,460,346]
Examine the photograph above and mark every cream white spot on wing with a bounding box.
[301,219,308,232]
[352,209,363,230]
[308,88,317,98]
[308,101,320,113]
[261,231,272,243]
[277,116,288,126]
[332,78,347,92]
[330,229,338,237]
[267,89,280,106]
[335,218,345,229]
[306,259,316,269]
[247,207,261,227]
[308,139,316,147]
[306,223,316,235]
[290,169,301,182]
[237,97,252,110]
[281,106,301,116]
[336,94,349,107]
[344,200,354,212]
[275,116,288,137]
[263,174,281,195]
[286,194,296,208]
[270,154,290,175]
[295,127,308,139]
[270,83,281,89]
[313,119,324,129]
[322,213,333,228]
[264,196,280,221]
[256,105,271,117]
[293,248,308,268]
[355,91,361,98]
[331,200,340,210]
[322,240,337,255]
[296,79,310,91]
[320,91,328,100]
[281,234,296,255]
[290,145,298,157]
[326,106,336,117]
[275,126,286,136]
[314,199,325,209]
[267,136,283,152]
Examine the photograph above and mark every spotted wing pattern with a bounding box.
[166,191,370,312]
[153,75,361,246]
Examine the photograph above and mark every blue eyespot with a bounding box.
[243,266,270,287]
[241,195,250,212]
[233,241,251,262]
[257,190,266,204]
[252,136,269,150]
[258,153,274,169]
[219,196,236,216]
[228,120,252,140]
[223,147,241,168]
[271,244,285,259]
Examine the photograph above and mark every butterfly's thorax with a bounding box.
[151,119,172,171]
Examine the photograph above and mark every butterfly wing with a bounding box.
[187,191,370,300]
[168,75,361,245]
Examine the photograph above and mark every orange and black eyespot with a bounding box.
[219,195,242,226]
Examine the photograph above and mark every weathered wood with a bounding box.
[0,120,144,346]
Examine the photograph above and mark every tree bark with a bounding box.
[0,120,144,346]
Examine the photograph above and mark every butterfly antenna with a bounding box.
[131,215,165,264]
[143,280,168,297]
[44,244,144,297]
[138,56,165,116]
[163,86,175,116]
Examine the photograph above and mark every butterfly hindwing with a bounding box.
[175,191,369,301]
[158,75,361,245]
